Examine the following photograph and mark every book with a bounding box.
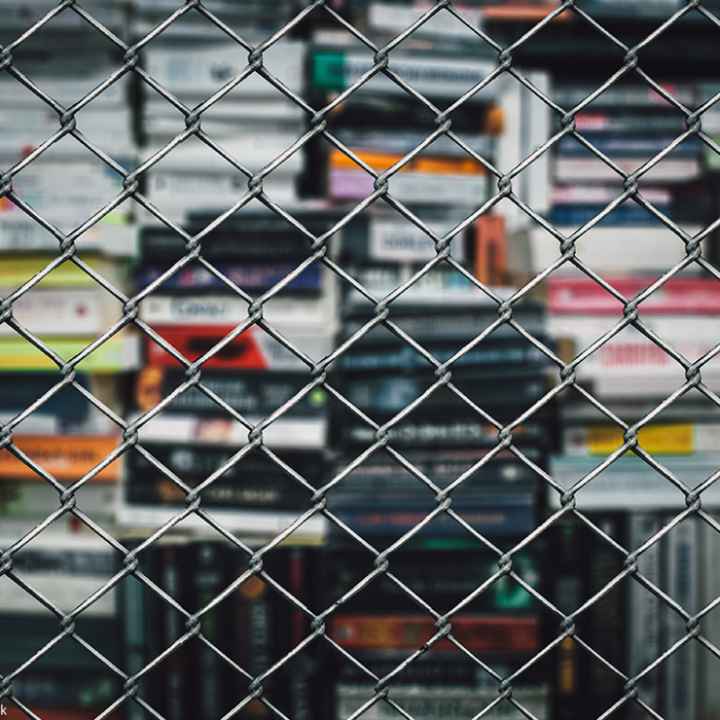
[340,414,550,450]
[123,444,320,513]
[553,83,696,108]
[555,156,701,183]
[341,368,548,413]
[341,211,468,264]
[329,614,540,653]
[550,456,720,510]
[134,366,327,420]
[0,372,125,436]
[143,207,343,261]
[133,412,327,451]
[335,684,548,720]
[0,220,136,256]
[699,515,720,720]
[337,336,551,373]
[333,447,544,495]
[0,255,129,290]
[328,148,488,205]
[329,499,536,538]
[0,434,122,483]
[343,300,546,342]
[145,40,305,97]
[144,325,332,372]
[563,422,720,457]
[311,48,498,99]
[627,513,663,718]
[137,261,322,295]
[0,332,140,372]
[664,517,699,719]
[365,2,486,40]
[508,225,705,277]
[557,134,701,158]
[0,288,123,338]
[140,286,336,328]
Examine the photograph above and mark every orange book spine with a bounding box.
[330,614,539,653]
[0,435,122,483]
[474,214,508,285]
[329,149,486,175]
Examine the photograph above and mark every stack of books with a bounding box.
[119,206,339,543]
[0,20,139,539]
[135,1,306,224]
[318,543,548,719]
[507,80,710,278]
[305,19,550,225]
[547,274,720,718]
[0,531,121,720]
[0,31,135,253]
[323,268,557,717]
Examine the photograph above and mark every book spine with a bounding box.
[338,341,549,373]
[343,215,467,264]
[124,470,311,512]
[549,518,583,720]
[121,568,146,720]
[160,546,186,720]
[664,517,698,718]
[0,333,140,373]
[342,372,546,412]
[627,513,662,720]
[312,50,496,99]
[341,417,548,450]
[329,168,488,205]
[700,514,720,719]
[193,543,225,720]
[586,514,625,709]
[555,156,700,183]
[332,504,535,539]
[0,435,122,483]
[140,214,336,261]
[144,326,311,372]
[134,367,327,419]
[329,614,539,653]
[473,214,507,286]
[335,685,548,720]
[2,289,109,337]
[234,567,273,719]
[137,263,321,294]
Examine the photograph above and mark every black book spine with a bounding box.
[549,518,584,720]
[586,514,626,713]
[192,542,226,720]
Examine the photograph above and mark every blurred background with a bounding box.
[1,1,720,719]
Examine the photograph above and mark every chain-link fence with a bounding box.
[1,1,720,719]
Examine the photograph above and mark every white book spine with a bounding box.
[368,217,466,263]
[513,225,704,275]
[0,220,137,256]
[116,504,326,539]
[3,288,115,337]
[146,41,305,96]
[368,2,484,38]
[137,414,327,450]
[555,156,701,183]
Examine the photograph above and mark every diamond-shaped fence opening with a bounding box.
[1,1,720,720]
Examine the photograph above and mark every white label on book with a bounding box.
[369,218,465,262]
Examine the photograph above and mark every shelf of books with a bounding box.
[2,1,720,720]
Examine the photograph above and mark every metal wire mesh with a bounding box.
[1,1,720,719]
